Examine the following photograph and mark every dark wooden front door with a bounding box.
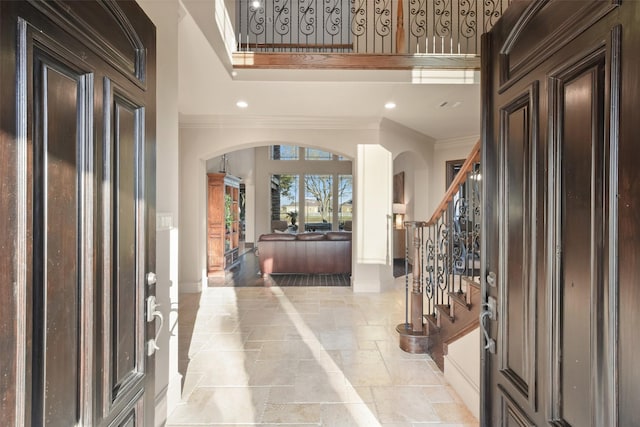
[482,1,640,425]
[0,1,156,425]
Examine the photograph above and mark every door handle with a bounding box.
[480,296,497,354]
[146,296,164,356]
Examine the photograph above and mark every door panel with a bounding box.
[101,83,146,416]
[0,1,156,425]
[108,393,145,427]
[482,1,629,426]
[498,85,537,405]
[551,55,605,427]
[500,390,535,427]
[110,91,145,402]
[34,54,85,427]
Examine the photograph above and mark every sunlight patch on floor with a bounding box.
[269,286,381,427]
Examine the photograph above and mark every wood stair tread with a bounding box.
[448,291,471,310]
[435,304,454,323]
[425,283,482,371]
[462,275,481,290]
[424,313,439,330]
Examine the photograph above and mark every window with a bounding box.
[305,148,332,160]
[271,174,299,230]
[270,145,299,160]
[338,175,353,228]
[304,175,332,231]
[267,149,352,232]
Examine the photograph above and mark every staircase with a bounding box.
[397,140,481,372]
[424,276,480,370]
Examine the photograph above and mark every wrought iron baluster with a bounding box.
[249,2,266,46]
[444,209,452,300]
[472,162,481,280]
[374,0,392,53]
[404,223,410,327]
[425,224,434,316]
[299,0,316,45]
[483,0,502,32]
[350,0,367,52]
[435,219,443,308]
[458,0,477,54]
[325,0,342,47]
[409,0,426,53]
[433,0,451,53]
[465,178,472,281]
[274,0,291,45]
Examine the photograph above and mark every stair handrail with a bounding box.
[426,139,480,226]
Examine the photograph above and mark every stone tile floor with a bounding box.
[168,277,478,427]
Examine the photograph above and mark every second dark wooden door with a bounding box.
[482,1,640,425]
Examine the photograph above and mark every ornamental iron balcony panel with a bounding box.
[238,0,353,52]
[237,0,509,54]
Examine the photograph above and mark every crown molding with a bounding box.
[179,114,382,130]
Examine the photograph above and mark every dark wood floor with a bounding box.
[207,249,351,287]
[393,258,411,278]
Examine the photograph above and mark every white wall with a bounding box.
[135,0,181,425]
[383,118,434,222]
[393,150,433,223]
[352,144,394,292]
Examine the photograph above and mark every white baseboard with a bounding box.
[166,372,183,417]
[351,278,380,293]
[444,353,479,419]
[155,384,169,427]
[155,372,183,426]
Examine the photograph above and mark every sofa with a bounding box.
[271,220,289,232]
[257,231,351,276]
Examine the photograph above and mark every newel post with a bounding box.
[396,221,428,353]
[410,224,423,333]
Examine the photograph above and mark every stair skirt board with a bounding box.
[443,328,480,419]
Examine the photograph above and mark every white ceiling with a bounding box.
[177,10,481,141]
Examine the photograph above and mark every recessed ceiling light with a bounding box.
[384,102,396,110]
[236,100,248,108]
[231,71,238,77]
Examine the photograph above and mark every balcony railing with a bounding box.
[237,0,509,55]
